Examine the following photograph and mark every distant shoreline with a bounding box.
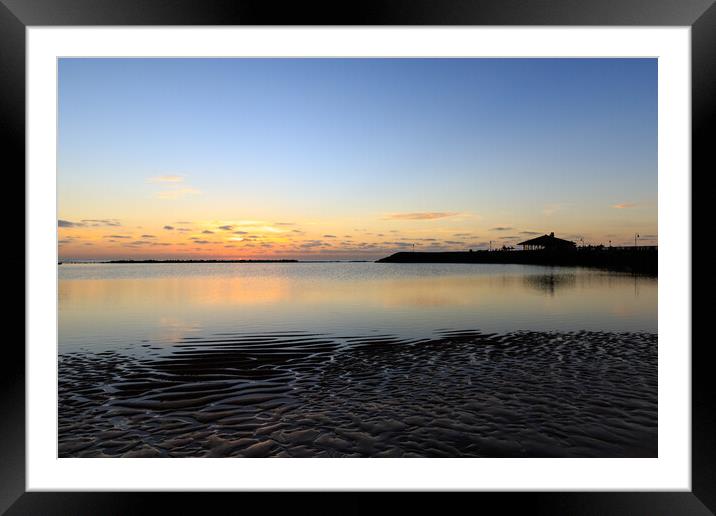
[58,259,370,264]
[57,251,657,275]
[376,248,657,276]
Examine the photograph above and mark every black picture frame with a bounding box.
[2,0,711,513]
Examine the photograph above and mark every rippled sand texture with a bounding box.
[58,331,657,458]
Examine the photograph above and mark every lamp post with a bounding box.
[634,233,639,247]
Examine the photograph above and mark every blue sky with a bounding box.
[58,58,657,259]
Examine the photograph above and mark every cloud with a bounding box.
[218,225,233,231]
[201,230,214,234]
[323,234,337,238]
[141,234,156,238]
[385,212,459,220]
[520,231,541,235]
[234,231,248,235]
[103,234,132,239]
[59,219,121,228]
[542,204,562,216]
[194,240,211,244]
[274,222,296,226]
[163,225,174,230]
[490,227,513,231]
[148,175,184,183]
[444,240,465,245]
[156,187,201,200]
[300,240,325,248]
[612,202,638,209]
[82,219,121,227]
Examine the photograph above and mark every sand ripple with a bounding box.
[58,330,657,457]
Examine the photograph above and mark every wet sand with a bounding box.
[59,330,657,458]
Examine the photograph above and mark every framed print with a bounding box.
[3,0,713,513]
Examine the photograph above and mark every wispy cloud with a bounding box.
[542,204,563,216]
[612,202,638,209]
[82,219,121,227]
[383,241,413,248]
[156,187,201,200]
[385,212,459,221]
[300,240,326,248]
[163,225,174,230]
[148,175,185,183]
[148,175,200,200]
[59,218,121,228]
[490,227,513,231]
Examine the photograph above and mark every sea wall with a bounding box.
[376,248,657,275]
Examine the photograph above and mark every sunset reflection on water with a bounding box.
[59,262,656,352]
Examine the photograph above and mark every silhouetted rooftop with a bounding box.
[517,233,576,248]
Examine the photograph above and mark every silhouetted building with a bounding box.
[517,232,576,251]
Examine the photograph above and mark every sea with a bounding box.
[58,262,658,458]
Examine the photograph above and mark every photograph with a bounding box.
[57,57,658,459]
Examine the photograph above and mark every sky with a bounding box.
[58,58,657,260]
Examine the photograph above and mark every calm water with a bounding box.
[58,262,656,354]
[59,262,658,457]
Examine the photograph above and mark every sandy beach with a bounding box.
[59,329,657,458]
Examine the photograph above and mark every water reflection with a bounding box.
[522,273,577,296]
[58,263,657,352]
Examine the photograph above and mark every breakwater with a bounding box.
[376,247,657,275]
